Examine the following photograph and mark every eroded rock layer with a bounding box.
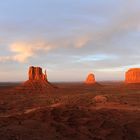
[29,66,47,81]
[125,68,140,84]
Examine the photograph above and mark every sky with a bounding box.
[0,0,140,82]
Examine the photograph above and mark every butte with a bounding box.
[85,73,96,84]
[124,68,140,89]
[125,68,140,84]
[85,73,101,87]
[16,66,56,93]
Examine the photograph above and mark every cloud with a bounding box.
[74,35,91,48]
[10,42,34,62]
[0,40,54,63]
[1,0,140,64]
[0,0,140,82]
[0,35,92,63]
[0,56,12,62]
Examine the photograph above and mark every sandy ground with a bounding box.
[0,82,140,140]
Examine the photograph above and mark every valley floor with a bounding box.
[0,82,140,140]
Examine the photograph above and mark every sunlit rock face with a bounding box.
[125,68,140,84]
[29,66,47,81]
[15,66,56,92]
[85,73,96,84]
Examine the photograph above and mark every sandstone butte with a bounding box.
[16,66,55,91]
[125,68,140,84]
[29,66,47,81]
[85,73,96,84]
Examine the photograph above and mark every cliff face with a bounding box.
[85,73,96,84]
[29,66,47,81]
[125,68,140,84]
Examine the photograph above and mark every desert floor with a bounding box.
[0,82,140,140]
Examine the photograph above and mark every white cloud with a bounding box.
[0,41,54,63]
[0,35,93,63]
[10,42,34,62]
[0,3,140,64]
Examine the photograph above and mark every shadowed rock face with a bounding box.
[125,68,140,84]
[29,66,47,81]
[85,73,96,84]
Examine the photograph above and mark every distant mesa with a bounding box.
[16,66,55,92]
[85,73,96,84]
[125,68,140,84]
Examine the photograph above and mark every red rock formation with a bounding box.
[125,68,140,84]
[29,66,47,81]
[85,73,96,84]
[16,66,55,92]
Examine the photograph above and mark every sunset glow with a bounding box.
[0,0,140,82]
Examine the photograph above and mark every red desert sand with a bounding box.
[0,67,140,140]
